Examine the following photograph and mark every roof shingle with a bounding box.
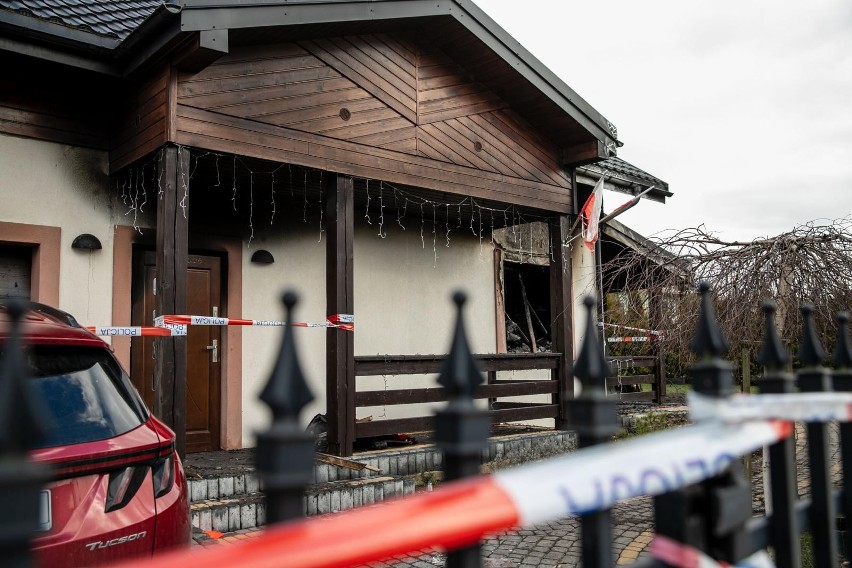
[0,0,160,39]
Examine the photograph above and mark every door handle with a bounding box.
[206,340,219,363]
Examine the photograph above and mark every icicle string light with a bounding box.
[445,204,451,248]
[318,170,324,243]
[139,163,148,213]
[432,203,437,267]
[364,179,372,225]
[157,149,164,198]
[303,169,308,222]
[420,202,425,249]
[398,194,408,231]
[111,146,551,264]
[377,181,386,238]
[232,155,238,212]
[248,171,254,244]
[179,146,189,219]
[270,170,277,225]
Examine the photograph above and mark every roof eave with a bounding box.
[0,3,185,77]
[0,8,120,74]
[576,166,672,204]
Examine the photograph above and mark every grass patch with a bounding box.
[415,470,442,490]
[613,410,689,441]
[801,532,813,568]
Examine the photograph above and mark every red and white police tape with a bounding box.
[154,314,354,331]
[599,322,665,336]
[607,336,650,343]
[86,325,187,337]
[113,418,791,568]
[689,390,852,423]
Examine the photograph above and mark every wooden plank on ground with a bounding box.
[316,453,381,473]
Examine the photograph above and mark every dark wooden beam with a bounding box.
[174,29,229,73]
[561,140,609,167]
[326,174,356,456]
[550,214,573,429]
[155,145,189,458]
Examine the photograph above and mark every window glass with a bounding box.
[23,346,146,448]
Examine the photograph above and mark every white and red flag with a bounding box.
[581,177,604,250]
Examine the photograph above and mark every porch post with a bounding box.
[326,173,356,456]
[550,214,573,429]
[155,145,189,458]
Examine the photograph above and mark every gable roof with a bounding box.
[0,0,619,158]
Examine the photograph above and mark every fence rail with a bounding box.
[4,284,852,567]
[354,352,562,438]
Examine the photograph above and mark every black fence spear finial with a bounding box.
[435,291,490,568]
[796,304,825,367]
[691,282,729,359]
[833,312,852,370]
[756,300,789,371]
[259,291,314,419]
[255,291,315,524]
[436,291,484,401]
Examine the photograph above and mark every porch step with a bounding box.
[185,428,576,534]
[190,476,416,533]
[186,429,575,504]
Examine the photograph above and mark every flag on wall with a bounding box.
[581,177,604,250]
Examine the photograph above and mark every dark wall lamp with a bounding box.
[251,249,274,264]
[71,233,102,250]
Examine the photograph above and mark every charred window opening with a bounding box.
[503,262,551,352]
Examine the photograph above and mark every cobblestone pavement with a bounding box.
[191,423,839,567]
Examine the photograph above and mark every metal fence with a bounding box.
[3,282,852,567]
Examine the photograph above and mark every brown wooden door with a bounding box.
[131,251,222,453]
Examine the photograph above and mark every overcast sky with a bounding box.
[474,0,852,241]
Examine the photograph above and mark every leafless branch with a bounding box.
[602,217,852,374]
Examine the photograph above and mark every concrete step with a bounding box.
[187,428,575,534]
[187,429,573,505]
[190,475,416,533]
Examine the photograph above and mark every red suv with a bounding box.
[0,302,190,566]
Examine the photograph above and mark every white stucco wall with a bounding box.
[0,133,137,327]
[571,240,598,353]
[239,205,498,446]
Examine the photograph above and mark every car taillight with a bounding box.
[105,466,147,513]
[152,453,175,498]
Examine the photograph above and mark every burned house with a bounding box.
[0,0,669,456]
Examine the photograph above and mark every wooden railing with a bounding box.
[354,353,561,438]
[607,355,666,403]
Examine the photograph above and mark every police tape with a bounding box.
[154,314,354,331]
[86,325,187,337]
[491,418,790,526]
[607,336,650,343]
[600,322,665,336]
[688,390,852,423]
[650,535,775,568]
[112,418,791,568]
